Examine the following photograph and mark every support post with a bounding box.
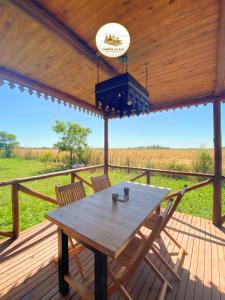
[213,100,222,227]
[71,172,75,183]
[146,171,150,185]
[104,116,109,176]
[12,182,19,238]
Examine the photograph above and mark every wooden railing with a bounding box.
[0,164,104,239]
[0,163,223,239]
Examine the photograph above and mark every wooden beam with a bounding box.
[212,101,222,226]
[215,0,225,96]
[18,184,57,205]
[151,94,217,113]
[104,117,109,176]
[0,67,101,115]
[11,0,117,78]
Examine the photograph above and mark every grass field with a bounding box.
[0,158,224,235]
[12,147,225,173]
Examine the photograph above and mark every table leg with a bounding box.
[95,250,108,300]
[58,228,69,295]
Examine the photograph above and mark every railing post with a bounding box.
[213,100,222,227]
[104,116,109,176]
[71,172,75,183]
[12,182,19,238]
[146,171,150,185]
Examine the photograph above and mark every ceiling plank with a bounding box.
[10,0,118,78]
[0,66,101,115]
[214,0,225,95]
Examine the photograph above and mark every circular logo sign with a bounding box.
[96,23,130,58]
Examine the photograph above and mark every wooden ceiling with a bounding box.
[0,0,225,114]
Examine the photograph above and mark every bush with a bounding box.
[193,149,213,173]
[40,151,54,163]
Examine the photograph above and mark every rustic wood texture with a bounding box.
[213,101,222,226]
[46,182,170,258]
[91,174,111,193]
[55,182,86,207]
[0,0,223,112]
[0,212,224,299]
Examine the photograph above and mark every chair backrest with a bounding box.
[55,181,86,207]
[91,174,111,193]
[129,198,174,273]
[163,185,187,229]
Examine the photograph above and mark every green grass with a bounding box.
[0,158,224,235]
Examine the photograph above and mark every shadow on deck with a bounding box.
[0,212,224,300]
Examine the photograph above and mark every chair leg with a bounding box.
[150,246,181,281]
[69,237,85,281]
[144,256,173,290]
[72,253,85,281]
[108,267,133,300]
[163,229,187,255]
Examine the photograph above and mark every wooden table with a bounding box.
[45,181,170,300]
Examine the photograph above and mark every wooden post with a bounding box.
[146,171,150,185]
[104,116,108,176]
[12,182,19,238]
[213,101,222,227]
[71,172,75,183]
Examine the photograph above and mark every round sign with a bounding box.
[96,23,130,58]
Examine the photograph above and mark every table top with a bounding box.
[45,181,170,258]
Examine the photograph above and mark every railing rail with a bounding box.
[108,164,214,178]
[0,165,104,239]
[0,163,224,239]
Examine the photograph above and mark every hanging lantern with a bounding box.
[95,72,151,118]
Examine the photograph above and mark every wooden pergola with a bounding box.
[0,0,224,228]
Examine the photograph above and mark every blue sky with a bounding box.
[0,84,224,148]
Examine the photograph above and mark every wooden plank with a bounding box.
[213,101,222,226]
[0,213,224,300]
[18,184,57,204]
[108,164,214,178]
[215,0,225,95]
[10,0,117,77]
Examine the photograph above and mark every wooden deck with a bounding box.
[0,212,224,300]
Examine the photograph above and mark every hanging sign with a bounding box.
[96,23,130,58]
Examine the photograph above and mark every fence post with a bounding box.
[146,171,150,185]
[12,182,19,238]
[71,172,75,183]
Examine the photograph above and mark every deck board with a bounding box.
[0,212,224,300]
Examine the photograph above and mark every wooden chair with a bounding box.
[107,199,175,300]
[55,182,86,281]
[91,174,111,193]
[139,185,188,282]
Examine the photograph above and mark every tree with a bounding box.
[52,121,91,167]
[0,131,19,158]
